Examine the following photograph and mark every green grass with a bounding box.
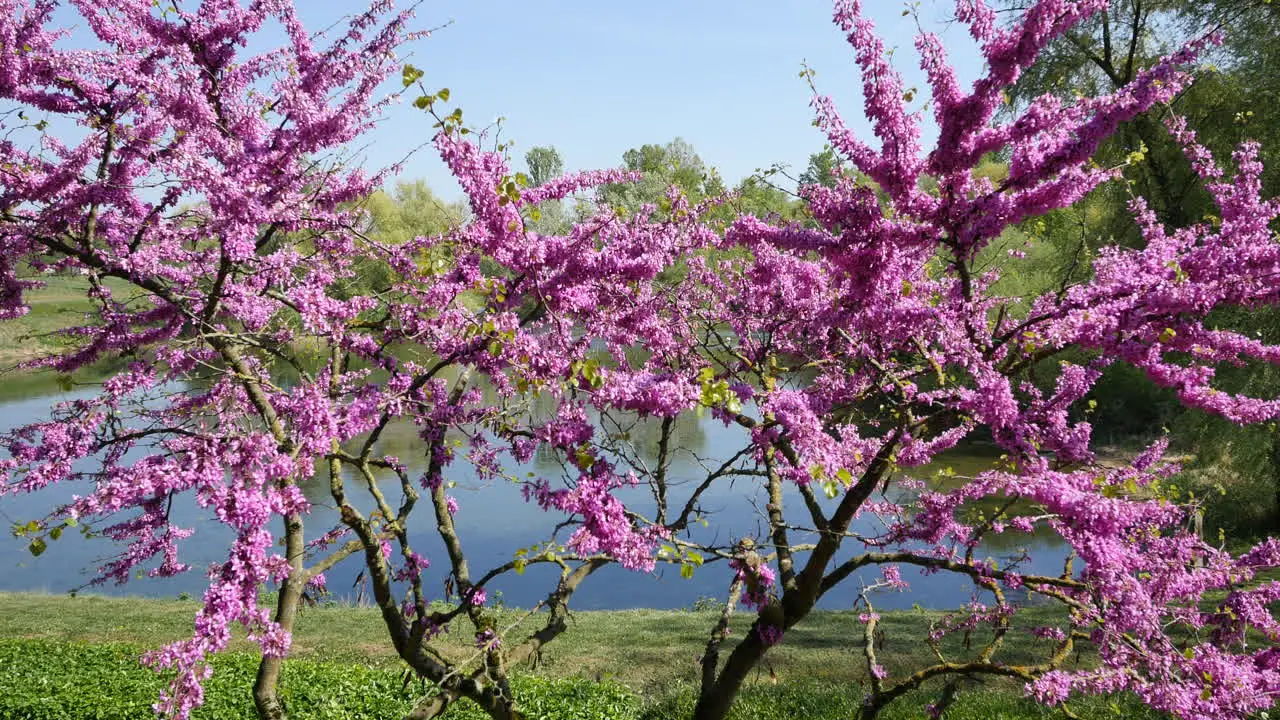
[0,274,134,366]
[0,593,1088,693]
[0,638,641,720]
[640,682,1166,720]
[0,636,1165,720]
[0,592,1160,719]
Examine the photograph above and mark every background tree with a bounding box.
[728,175,805,222]
[523,146,564,188]
[598,137,723,216]
[521,146,571,234]
[364,180,469,243]
[1001,0,1280,532]
[798,147,847,188]
[356,179,468,290]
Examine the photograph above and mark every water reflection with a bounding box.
[0,367,1071,610]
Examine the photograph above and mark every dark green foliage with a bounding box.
[1,640,171,720]
[422,677,639,720]
[998,0,1280,528]
[1085,364,1181,446]
[1171,307,1280,535]
[637,681,860,720]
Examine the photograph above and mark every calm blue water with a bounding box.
[0,373,1069,611]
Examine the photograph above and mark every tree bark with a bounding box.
[253,511,307,720]
[693,436,899,719]
[693,630,768,720]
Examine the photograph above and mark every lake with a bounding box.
[0,369,1071,611]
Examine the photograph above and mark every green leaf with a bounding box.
[28,538,46,557]
[581,359,603,388]
[401,64,424,87]
[1125,140,1148,165]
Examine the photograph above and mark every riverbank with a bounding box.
[0,592,1166,719]
[0,275,134,366]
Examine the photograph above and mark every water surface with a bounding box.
[0,368,1069,611]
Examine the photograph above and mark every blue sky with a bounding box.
[38,1,991,200]
[288,1,990,199]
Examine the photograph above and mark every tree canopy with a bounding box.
[598,138,723,215]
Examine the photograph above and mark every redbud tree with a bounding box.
[2,1,1279,720]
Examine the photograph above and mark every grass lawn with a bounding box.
[0,592,1166,719]
[0,592,1082,690]
[0,274,134,366]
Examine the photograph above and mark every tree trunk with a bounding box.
[253,511,306,720]
[693,630,768,720]
[404,681,526,720]
[474,695,525,720]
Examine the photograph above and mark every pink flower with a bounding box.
[757,624,784,647]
